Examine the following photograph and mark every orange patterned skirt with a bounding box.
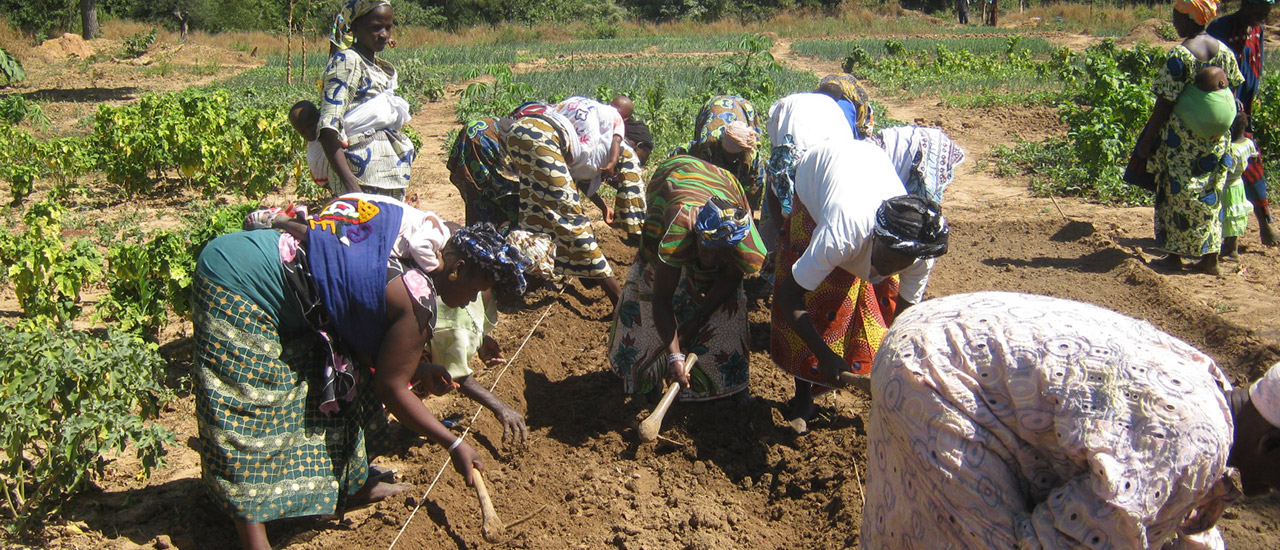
[770,200,898,396]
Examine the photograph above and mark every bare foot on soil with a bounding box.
[347,480,413,510]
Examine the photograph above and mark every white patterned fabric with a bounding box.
[863,291,1235,550]
[1249,362,1280,428]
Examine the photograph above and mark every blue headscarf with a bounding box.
[450,223,532,295]
[695,196,751,248]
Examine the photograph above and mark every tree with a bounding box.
[81,0,99,39]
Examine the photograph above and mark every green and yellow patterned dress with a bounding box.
[192,230,385,522]
[1150,42,1243,257]
[607,156,766,401]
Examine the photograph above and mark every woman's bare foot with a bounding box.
[1221,237,1239,260]
[1193,253,1221,276]
[785,394,816,434]
[1149,255,1183,270]
[347,480,413,509]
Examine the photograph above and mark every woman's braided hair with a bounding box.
[448,223,531,295]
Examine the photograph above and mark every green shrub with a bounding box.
[0,327,173,533]
[120,28,157,59]
[0,202,102,328]
[98,202,259,338]
[0,48,26,87]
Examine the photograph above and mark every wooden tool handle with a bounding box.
[472,471,506,543]
[637,353,698,442]
[837,371,871,394]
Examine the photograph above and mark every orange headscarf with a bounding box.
[1174,0,1218,26]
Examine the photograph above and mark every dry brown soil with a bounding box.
[7,29,1280,550]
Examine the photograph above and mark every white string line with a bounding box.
[387,290,562,550]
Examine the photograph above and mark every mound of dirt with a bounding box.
[1119,18,1175,46]
[33,33,94,62]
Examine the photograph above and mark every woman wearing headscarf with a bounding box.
[772,136,949,433]
[194,194,528,549]
[762,92,857,254]
[1135,0,1243,275]
[319,0,415,201]
[679,95,765,210]
[863,291,1280,549]
[504,101,624,305]
[447,117,520,227]
[1208,0,1278,246]
[815,73,876,139]
[608,156,766,402]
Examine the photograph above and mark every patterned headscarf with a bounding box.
[873,195,949,259]
[721,121,758,154]
[1250,362,1280,428]
[694,196,751,248]
[1174,0,1218,25]
[344,0,391,25]
[816,73,876,137]
[449,223,532,295]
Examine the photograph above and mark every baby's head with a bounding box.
[1232,103,1249,142]
[288,100,320,142]
[1195,66,1229,93]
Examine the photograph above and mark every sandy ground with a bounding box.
[5,27,1280,550]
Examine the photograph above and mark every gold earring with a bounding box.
[449,271,458,281]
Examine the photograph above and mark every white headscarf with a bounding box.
[1249,362,1280,428]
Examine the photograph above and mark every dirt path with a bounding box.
[20,32,1280,550]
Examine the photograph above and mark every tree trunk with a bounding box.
[80,0,99,40]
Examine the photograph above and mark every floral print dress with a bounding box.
[1150,42,1243,257]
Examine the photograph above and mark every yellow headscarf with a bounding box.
[1174,0,1218,26]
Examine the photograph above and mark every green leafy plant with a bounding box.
[98,202,259,338]
[0,48,24,87]
[0,95,47,126]
[455,65,535,122]
[93,89,303,197]
[705,33,780,104]
[0,126,42,205]
[0,201,102,328]
[0,327,173,533]
[120,28,157,59]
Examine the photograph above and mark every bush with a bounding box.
[93,89,303,197]
[0,201,102,328]
[0,327,173,533]
[98,202,259,338]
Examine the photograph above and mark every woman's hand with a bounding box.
[492,404,529,444]
[449,440,485,486]
[478,335,506,367]
[410,360,458,397]
[815,349,848,387]
[667,355,691,389]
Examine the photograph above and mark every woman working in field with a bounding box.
[498,101,636,305]
[1135,0,1243,275]
[678,95,765,210]
[864,291,1280,549]
[608,156,766,403]
[768,97,949,432]
[318,0,415,201]
[194,194,527,549]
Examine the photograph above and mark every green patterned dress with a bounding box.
[192,230,386,522]
[607,156,766,400]
[1151,42,1243,257]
